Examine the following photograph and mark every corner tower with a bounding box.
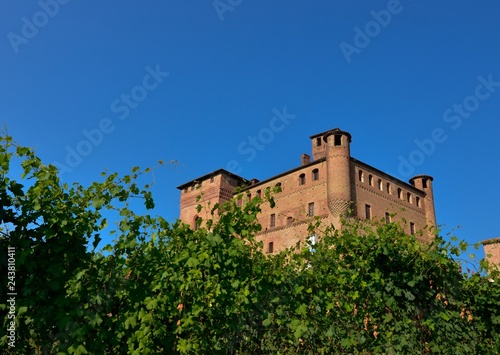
[177,169,248,229]
[409,175,437,231]
[324,128,353,225]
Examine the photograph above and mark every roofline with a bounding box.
[239,158,326,192]
[176,169,249,190]
[482,237,500,246]
[310,128,352,142]
[351,158,426,195]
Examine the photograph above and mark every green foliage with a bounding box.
[1,134,499,354]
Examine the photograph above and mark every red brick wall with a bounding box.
[483,239,500,267]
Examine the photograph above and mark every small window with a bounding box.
[359,170,364,182]
[316,137,322,146]
[385,212,391,224]
[397,188,402,199]
[410,222,415,235]
[194,216,200,230]
[299,173,306,186]
[378,179,383,191]
[257,190,262,198]
[247,193,252,202]
[210,177,214,183]
[268,242,274,254]
[407,193,412,204]
[270,214,276,228]
[422,179,428,188]
[308,202,315,217]
[312,169,319,181]
[287,216,293,225]
[334,134,342,146]
[365,204,371,220]
[184,188,188,193]
[416,196,421,207]
[386,183,391,194]
[368,175,373,186]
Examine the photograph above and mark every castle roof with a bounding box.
[176,168,248,190]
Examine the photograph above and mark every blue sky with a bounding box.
[1,1,499,264]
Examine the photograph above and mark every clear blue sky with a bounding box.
[2,1,499,264]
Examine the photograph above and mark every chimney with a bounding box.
[301,153,311,166]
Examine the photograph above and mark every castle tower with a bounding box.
[324,128,353,225]
[177,169,248,229]
[409,175,437,232]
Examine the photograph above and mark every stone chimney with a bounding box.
[301,153,311,166]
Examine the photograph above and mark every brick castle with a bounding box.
[177,128,438,253]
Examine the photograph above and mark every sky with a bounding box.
[1,1,499,265]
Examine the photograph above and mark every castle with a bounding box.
[177,128,437,253]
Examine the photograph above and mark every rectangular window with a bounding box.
[385,212,391,224]
[312,169,319,181]
[316,137,322,146]
[410,222,415,235]
[308,202,315,217]
[299,174,306,185]
[365,204,371,220]
[268,242,274,254]
[334,135,342,146]
[270,214,276,227]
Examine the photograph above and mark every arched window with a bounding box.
[275,182,282,192]
[287,216,293,225]
[407,192,412,204]
[386,183,391,194]
[397,188,402,199]
[359,170,364,182]
[368,174,373,186]
[299,173,306,186]
[378,179,383,191]
[256,189,262,198]
[312,169,319,181]
[416,196,421,207]
[193,216,200,230]
[308,202,315,217]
